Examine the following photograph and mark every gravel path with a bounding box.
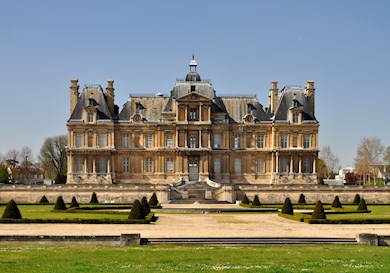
[0,204,389,238]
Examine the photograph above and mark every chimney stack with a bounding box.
[268,80,278,114]
[106,79,115,114]
[304,80,315,116]
[70,79,79,115]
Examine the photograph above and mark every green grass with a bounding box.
[0,244,389,273]
[0,205,128,220]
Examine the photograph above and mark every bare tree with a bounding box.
[20,146,34,183]
[354,136,385,185]
[39,135,67,182]
[6,149,20,166]
[383,146,390,166]
[319,145,340,179]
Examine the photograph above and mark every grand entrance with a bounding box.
[188,158,199,181]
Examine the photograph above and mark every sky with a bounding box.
[0,0,389,167]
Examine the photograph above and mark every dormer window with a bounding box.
[189,108,198,121]
[191,85,196,92]
[293,113,299,123]
[88,112,94,123]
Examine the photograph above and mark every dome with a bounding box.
[185,71,201,82]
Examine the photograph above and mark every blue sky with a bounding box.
[0,0,389,167]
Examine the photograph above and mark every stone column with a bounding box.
[313,155,317,174]
[299,157,302,174]
[199,130,202,148]
[290,155,294,174]
[275,153,279,173]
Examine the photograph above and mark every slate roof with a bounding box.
[118,96,169,122]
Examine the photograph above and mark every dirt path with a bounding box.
[1,204,389,238]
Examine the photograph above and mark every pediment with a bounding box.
[177,92,210,102]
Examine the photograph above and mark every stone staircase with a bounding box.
[170,181,224,204]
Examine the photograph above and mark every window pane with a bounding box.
[166,135,173,148]
[257,158,265,173]
[280,134,288,148]
[166,158,174,172]
[234,135,241,149]
[234,158,241,173]
[146,158,153,172]
[75,133,83,148]
[213,134,221,148]
[98,158,107,173]
[99,134,106,148]
[257,135,265,148]
[304,134,310,148]
[214,158,221,174]
[123,157,129,172]
[146,135,153,148]
[123,134,129,148]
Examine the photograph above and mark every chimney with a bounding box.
[70,79,79,115]
[268,80,278,114]
[106,79,115,114]
[304,80,315,116]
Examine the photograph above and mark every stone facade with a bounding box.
[66,56,319,186]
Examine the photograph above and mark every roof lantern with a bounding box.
[185,54,201,82]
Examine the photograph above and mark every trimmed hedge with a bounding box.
[312,201,326,219]
[305,218,390,224]
[353,194,361,205]
[252,195,261,207]
[53,196,67,211]
[281,197,294,215]
[2,199,22,219]
[141,196,151,215]
[331,196,342,208]
[148,193,159,207]
[70,196,79,208]
[241,194,250,205]
[129,200,145,220]
[357,198,368,211]
[298,194,306,204]
[39,196,50,204]
[90,192,99,204]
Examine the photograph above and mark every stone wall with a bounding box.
[0,184,171,204]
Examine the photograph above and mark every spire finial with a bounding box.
[192,54,195,60]
[189,54,198,71]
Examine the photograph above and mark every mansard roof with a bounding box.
[118,95,169,122]
[272,86,317,122]
[69,85,113,121]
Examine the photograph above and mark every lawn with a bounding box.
[0,244,389,273]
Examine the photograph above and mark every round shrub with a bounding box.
[39,195,49,204]
[90,192,99,204]
[298,194,306,204]
[357,198,368,211]
[331,196,342,208]
[2,199,22,219]
[141,196,151,215]
[241,194,250,205]
[353,194,361,205]
[312,201,326,219]
[53,196,67,210]
[70,196,79,208]
[281,197,294,215]
[148,192,159,207]
[128,200,145,220]
[252,195,261,207]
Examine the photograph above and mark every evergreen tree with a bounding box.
[148,192,159,207]
[39,195,50,204]
[70,196,79,208]
[252,195,261,207]
[331,196,342,208]
[357,198,368,211]
[140,196,151,216]
[128,200,145,220]
[312,200,326,219]
[1,199,22,219]
[53,196,67,210]
[353,194,361,205]
[281,197,294,215]
[90,192,99,204]
[298,194,306,204]
[241,194,250,205]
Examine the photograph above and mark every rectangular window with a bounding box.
[189,108,198,121]
[98,158,107,173]
[280,134,288,148]
[166,134,173,148]
[123,157,129,172]
[75,133,83,148]
[88,112,94,123]
[189,135,197,148]
[214,158,221,174]
[257,135,265,148]
[76,157,84,172]
[213,134,221,148]
[234,158,241,174]
[146,157,153,172]
[293,113,299,123]
[234,135,241,149]
[303,157,311,173]
[166,158,174,172]
[122,134,129,148]
[257,158,265,173]
[146,135,153,148]
[99,134,106,148]
[280,158,288,173]
[303,134,310,148]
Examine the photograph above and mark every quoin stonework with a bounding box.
[66,56,319,186]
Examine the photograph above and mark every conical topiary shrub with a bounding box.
[53,196,67,210]
[298,194,306,204]
[128,200,145,220]
[39,195,49,204]
[140,196,151,216]
[148,192,159,207]
[90,192,99,204]
[1,199,22,219]
[241,194,250,205]
[331,196,342,208]
[252,195,261,207]
[312,200,326,219]
[70,196,79,208]
[357,198,368,211]
[353,194,361,205]
[281,197,294,215]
